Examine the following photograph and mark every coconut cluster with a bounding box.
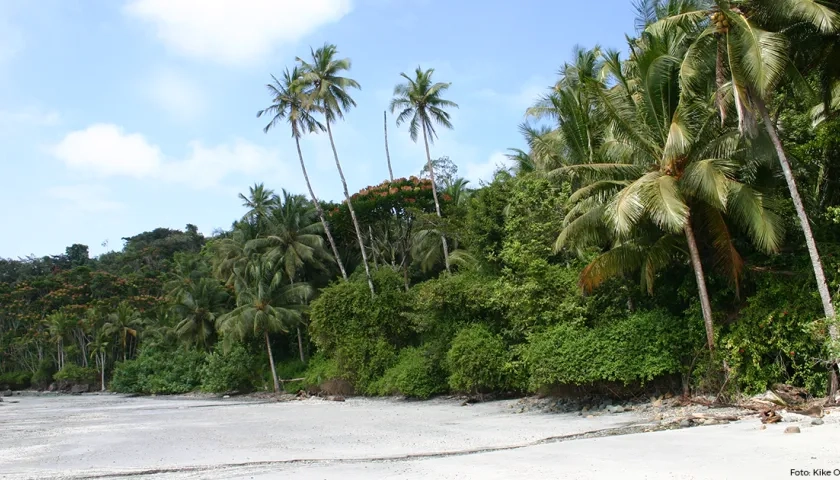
[710,11,731,33]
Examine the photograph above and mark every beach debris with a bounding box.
[784,426,801,434]
[760,410,782,424]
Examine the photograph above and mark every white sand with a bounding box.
[0,394,836,479]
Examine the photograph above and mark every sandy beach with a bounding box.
[0,394,837,480]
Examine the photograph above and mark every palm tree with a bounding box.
[104,302,143,362]
[248,190,332,361]
[46,312,74,371]
[557,28,782,350]
[239,183,277,234]
[257,67,349,281]
[171,278,229,352]
[88,331,109,391]
[390,67,459,272]
[216,262,312,393]
[297,43,375,295]
[651,0,840,390]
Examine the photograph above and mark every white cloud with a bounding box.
[124,0,353,65]
[478,76,550,111]
[51,124,163,178]
[164,140,290,189]
[463,151,514,184]
[49,123,288,189]
[144,69,205,122]
[0,107,61,126]
[48,185,125,213]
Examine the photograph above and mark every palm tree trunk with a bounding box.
[325,121,376,295]
[420,121,451,272]
[384,111,394,182]
[296,326,306,363]
[758,100,839,396]
[294,135,348,281]
[685,220,715,350]
[264,331,280,393]
[716,36,727,125]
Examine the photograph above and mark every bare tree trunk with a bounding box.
[264,331,280,393]
[326,121,376,295]
[296,327,305,363]
[294,135,348,281]
[368,225,378,269]
[100,352,106,392]
[420,121,451,272]
[758,100,839,396]
[685,220,715,350]
[384,111,394,182]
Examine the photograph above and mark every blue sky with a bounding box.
[1,0,636,259]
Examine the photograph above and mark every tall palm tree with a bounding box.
[557,28,782,350]
[390,67,459,272]
[297,43,375,295]
[217,262,312,393]
[384,111,395,181]
[651,0,840,389]
[257,67,349,281]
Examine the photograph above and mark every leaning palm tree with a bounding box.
[297,43,374,295]
[257,66,348,281]
[390,67,459,272]
[558,27,783,351]
[651,0,840,389]
[217,262,312,393]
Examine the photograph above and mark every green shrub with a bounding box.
[446,324,510,393]
[524,309,701,389]
[111,348,205,394]
[30,360,56,389]
[0,371,31,390]
[309,269,412,393]
[54,364,97,384]
[302,353,341,388]
[200,343,260,393]
[376,347,448,399]
[720,275,829,395]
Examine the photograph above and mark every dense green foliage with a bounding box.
[110,348,206,395]
[524,310,702,389]
[4,1,840,401]
[446,325,511,394]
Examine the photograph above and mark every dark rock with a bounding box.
[0,389,11,397]
[679,419,691,428]
[70,384,89,394]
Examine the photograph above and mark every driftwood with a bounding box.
[279,377,305,384]
[687,413,741,421]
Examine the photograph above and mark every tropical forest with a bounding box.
[3,0,840,405]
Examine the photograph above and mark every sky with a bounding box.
[1,0,636,259]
